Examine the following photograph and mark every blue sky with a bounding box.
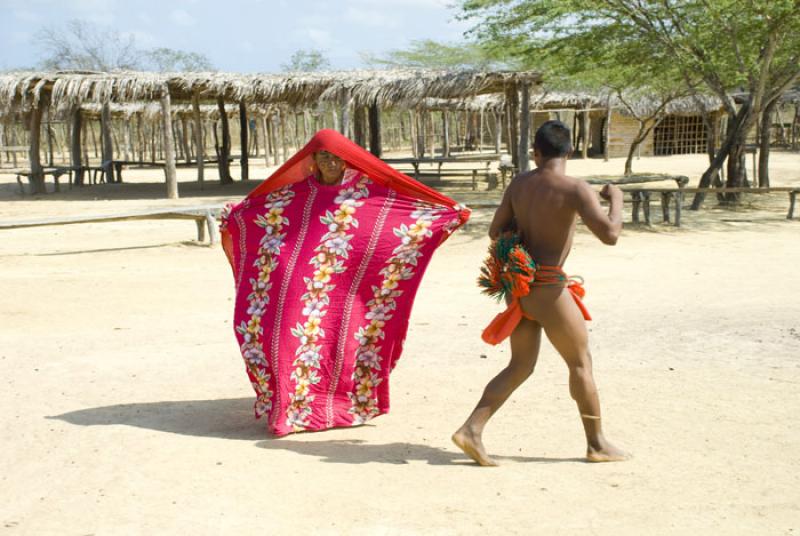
[0,0,473,71]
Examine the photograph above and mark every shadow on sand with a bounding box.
[48,397,584,466]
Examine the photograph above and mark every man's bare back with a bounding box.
[489,163,623,266]
[453,120,628,466]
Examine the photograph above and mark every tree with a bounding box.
[37,19,141,71]
[459,0,800,206]
[281,49,331,72]
[362,39,517,70]
[143,48,214,72]
[35,19,214,73]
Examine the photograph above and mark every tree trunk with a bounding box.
[70,106,84,186]
[758,99,777,188]
[192,93,204,185]
[161,89,179,199]
[217,97,233,184]
[239,100,249,181]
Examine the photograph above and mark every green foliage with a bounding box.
[362,39,520,70]
[144,48,214,72]
[458,0,800,102]
[281,49,331,72]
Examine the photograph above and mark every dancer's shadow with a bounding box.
[49,397,584,465]
[256,438,582,466]
[48,397,265,441]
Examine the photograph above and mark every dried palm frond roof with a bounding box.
[0,69,543,113]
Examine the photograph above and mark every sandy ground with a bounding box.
[1,152,799,535]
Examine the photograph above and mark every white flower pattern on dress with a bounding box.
[234,187,296,419]
[285,174,372,430]
[347,203,446,424]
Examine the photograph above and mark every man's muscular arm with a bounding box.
[576,182,623,245]
[488,186,514,239]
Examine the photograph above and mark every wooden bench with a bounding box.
[16,167,78,194]
[624,186,800,226]
[0,205,222,244]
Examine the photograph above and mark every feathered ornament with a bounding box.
[478,233,536,301]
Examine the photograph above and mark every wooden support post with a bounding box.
[642,191,651,225]
[180,116,191,164]
[494,111,502,154]
[787,191,796,220]
[160,87,179,199]
[674,191,683,227]
[518,82,531,173]
[70,106,84,186]
[261,113,272,167]
[101,102,114,183]
[192,93,204,185]
[604,99,612,162]
[217,96,232,184]
[661,192,671,223]
[353,106,367,147]
[279,109,288,163]
[581,110,590,159]
[442,110,450,158]
[45,107,54,167]
[340,89,351,136]
[239,100,249,181]
[28,104,45,194]
[505,84,519,169]
[631,192,641,223]
[368,102,382,157]
[478,109,484,153]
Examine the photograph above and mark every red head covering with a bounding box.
[221,129,470,265]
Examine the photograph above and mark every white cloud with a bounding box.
[343,7,397,28]
[123,29,158,48]
[305,28,333,48]
[170,9,196,26]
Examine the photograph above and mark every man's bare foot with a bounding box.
[452,426,498,467]
[586,440,630,462]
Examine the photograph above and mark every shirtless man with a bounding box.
[453,120,628,466]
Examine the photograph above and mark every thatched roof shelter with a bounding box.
[1,69,543,197]
[0,70,542,111]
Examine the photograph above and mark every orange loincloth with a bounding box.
[481,265,591,345]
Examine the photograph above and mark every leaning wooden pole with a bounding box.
[161,87,179,199]
[217,96,233,184]
[518,82,531,173]
[70,105,84,186]
[192,93,204,185]
[100,102,114,182]
[239,100,249,181]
